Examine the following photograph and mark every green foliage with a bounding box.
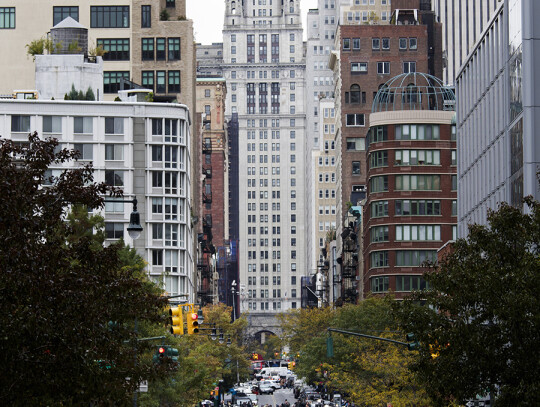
[177,15,187,21]
[160,9,170,21]
[280,299,431,406]
[64,84,96,101]
[68,40,82,54]
[89,43,107,57]
[25,37,58,60]
[140,303,252,407]
[145,92,154,102]
[0,134,169,405]
[394,199,540,406]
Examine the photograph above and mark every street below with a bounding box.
[257,387,295,407]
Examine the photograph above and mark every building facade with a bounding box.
[363,73,456,298]
[456,0,539,235]
[0,99,194,300]
[431,0,501,85]
[330,19,433,303]
[221,0,307,336]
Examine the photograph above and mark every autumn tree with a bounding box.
[0,134,169,406]
[394,199,540,406]
[280,298,431,406]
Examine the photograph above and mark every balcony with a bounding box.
[202,140,212,153]
[203,215,213,230]
[203,191,212,203]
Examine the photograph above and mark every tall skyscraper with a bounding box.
[431,0,501,85]
[221,0,307,336]
[456,0,539,235]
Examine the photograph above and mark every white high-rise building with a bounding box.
[456,0,539,235]
[221,0,307,335]
[432,0,501,85]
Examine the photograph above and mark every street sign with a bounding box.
[139,380,148,392]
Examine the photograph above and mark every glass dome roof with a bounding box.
[371,72,455,113]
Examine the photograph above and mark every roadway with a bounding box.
[257,387,296,407]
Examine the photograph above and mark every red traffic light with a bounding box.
[191,313,198,321]
[158,347,166,354]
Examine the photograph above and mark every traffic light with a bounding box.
[153,345,179,365]
[153,346,167,364]
[169,306,184,335]
[406,333,420,351]
[187,312,199,334]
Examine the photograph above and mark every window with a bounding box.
[372,38,380,50]
[371,226,389,243]
[168,38,180,60]
[346,137,365,151]
[452,200,457,216]
[105,197,124,213]
[103,71,129,94]
[395,250,437,267]
[156,71,166,93]
[142,38,154,60]
[105,144,124,161]
[370,126,388,143]
[53,6,78,26]
[142,71,154,91]
[452,175,457,190]
[352,161,361,175]
[0,7,15,29]
[399,37,407,50]
[343,38,350,50]
[141,5,151,28]
[377,62,390,74]
[346,113,364,126]
[74,144,93,160]
[409,38,417,50]
[105,117,124,134]
[395,149,440,166]
[370,251,388,268]
[395,225,441,241]
[395,124,440,140]
[43,116,62,133]
[11,115,30,132]
[105,170,124,187]
[395,200,441,216]
[91,6,129,28]
[97,39,129,61]
[370,175,388,192]
[396,275,428,291]
[351,62,368,73]
[152,171,162,188]
[168,71,180,93]
[74,117,93,134]
[371,276,389,293]
[395,175,441,191]
[370,150,388,168]
[403,61,416,73]
[156,38,166,60]
[371,201,388,218]
[382,38,390,50]
[152,249,163,266]
[105,223,124,239]
[352,38,360,50]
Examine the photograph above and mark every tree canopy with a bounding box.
[394,198,540,406]
[0,134,169,405]
[280,298,431,406]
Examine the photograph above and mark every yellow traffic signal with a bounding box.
[187,312,199,334]
[169,306,184,335]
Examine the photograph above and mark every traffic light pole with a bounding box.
[327,328,409,347]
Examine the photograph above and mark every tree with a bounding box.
[280,299,431,406]
[139,304,252,407]
[394,199,540,406]
[0,134,169,405]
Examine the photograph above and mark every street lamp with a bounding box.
[104,197,143,240]
[231,280,237,321]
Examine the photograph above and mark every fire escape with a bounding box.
[198,135,215,306]
[337,206,362,304]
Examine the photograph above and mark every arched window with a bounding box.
[350,84,361,104]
